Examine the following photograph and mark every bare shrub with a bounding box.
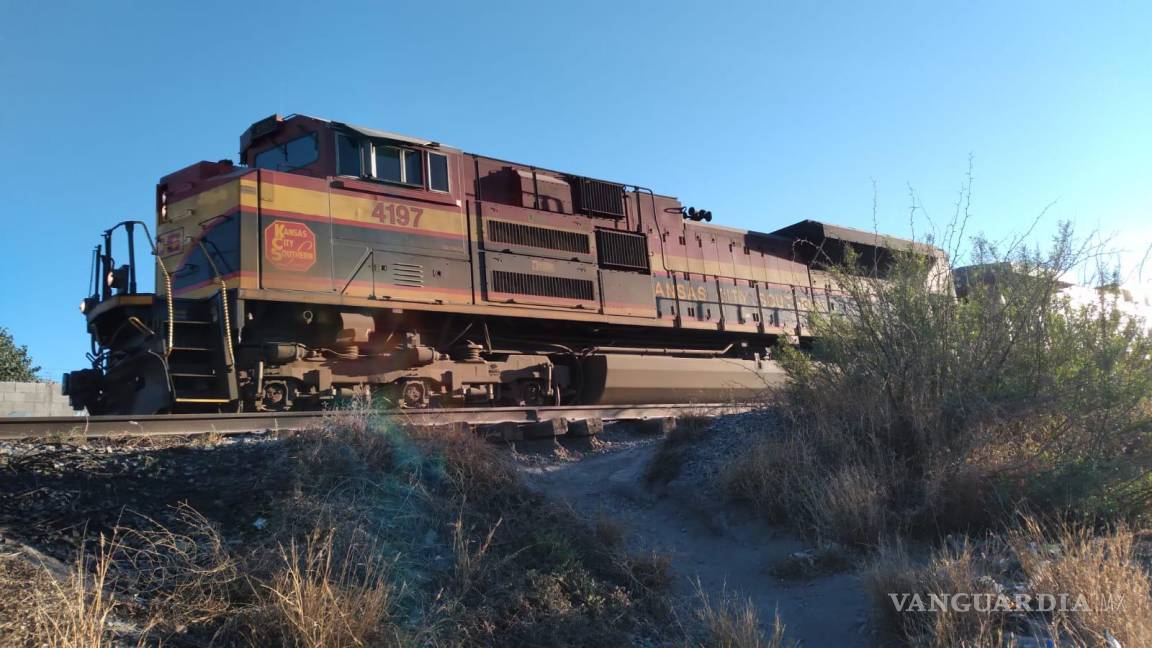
[113,504,241,629]
[741,222,1152,542]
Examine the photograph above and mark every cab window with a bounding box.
[374,145,402,182]
[336,133,363,176]
[254,133,318,171]
[372,143,422,186]
[428,152,449,192]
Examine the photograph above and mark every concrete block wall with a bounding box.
[0,381,80,417]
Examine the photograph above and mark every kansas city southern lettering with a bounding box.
[653,279,758,305]
[264,221,317,272]
[653,279,705,301]
[652,280,806,308]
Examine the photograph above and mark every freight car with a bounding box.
[62,114,937,414]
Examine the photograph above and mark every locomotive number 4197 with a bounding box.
[372,201,423,228]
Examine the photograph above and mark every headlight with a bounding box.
[79,299,87,313]
[106,265,130,292]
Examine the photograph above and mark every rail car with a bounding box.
[62,114,938,414]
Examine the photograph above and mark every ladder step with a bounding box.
[164,319,213,326]
[169,346,212,352]
[174,397,231,404]
[171,371,217,379]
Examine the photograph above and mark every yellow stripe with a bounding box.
[252,179,466,238]
[328,192,465,236]
[657,251,810,284]
[166,181,242,225]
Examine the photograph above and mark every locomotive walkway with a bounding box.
[0,403,750,440]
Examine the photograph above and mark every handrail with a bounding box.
[92,220,175,355]
[196,240,235,368]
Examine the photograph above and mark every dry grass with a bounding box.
[258,528,400,648]
[289,408,397,486]
[867,541,1006,646]
[867,517,1152,647]
[593,512,625,548]
[0,553,53,646]
[626,550,675,591]
[695,583,794,648]
[2,408,684,646]
[723,437,803,523]
[1011,518,1152,647]
[192,427,224,447]
[800,463,887,548]
[449,512,501,596]
[33,535,121,648]
[45,427,90,447]
[645,414,714,484]
[113,504,241,628]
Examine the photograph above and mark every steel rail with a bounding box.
[0,403,752,440]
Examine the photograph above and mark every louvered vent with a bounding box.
[571,177,625,218]
[492,271,595,301]
[595,229,650,272]
[391,262,423,287]
[488,220,590,254]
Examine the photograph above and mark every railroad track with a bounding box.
[0,403,753,440]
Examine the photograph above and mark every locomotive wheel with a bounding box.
[262,382,288,411]
[400,380,427,408]
[520,380,545,406]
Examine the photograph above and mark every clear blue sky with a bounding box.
[1,0,1149,380]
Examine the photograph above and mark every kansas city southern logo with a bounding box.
[157,228,183,257]
[264,221,317,272]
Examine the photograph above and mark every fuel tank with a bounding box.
[577,354,785,404]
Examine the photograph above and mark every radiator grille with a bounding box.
[488,220,590,254]
[571,177,625,218]
[595,229,650,272]
[491,270,595,301]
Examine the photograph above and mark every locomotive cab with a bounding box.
[240,114,454,194]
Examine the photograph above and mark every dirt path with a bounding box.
[519,431,871,647]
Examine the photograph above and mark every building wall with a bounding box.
[0,381,79,417]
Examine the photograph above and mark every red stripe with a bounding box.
[172,270,252,296]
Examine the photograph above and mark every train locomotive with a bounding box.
[62,113,934,414]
